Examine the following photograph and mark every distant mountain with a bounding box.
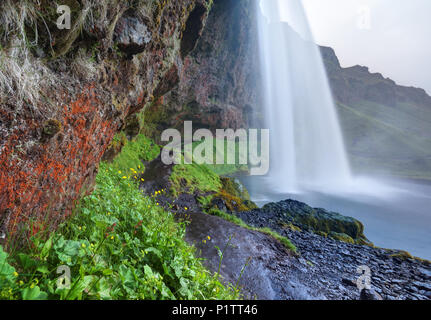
[321,46,431,180]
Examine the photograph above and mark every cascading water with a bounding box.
[256,0,352,192]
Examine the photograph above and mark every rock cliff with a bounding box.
[0,0,213,241]
[143,0,261,140]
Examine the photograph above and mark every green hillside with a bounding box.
[321,46,431,180]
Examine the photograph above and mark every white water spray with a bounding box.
[256,0,352,192]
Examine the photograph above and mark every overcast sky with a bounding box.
[300,0,431,94]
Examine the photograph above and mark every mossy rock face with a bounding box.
[213,177,258,212]
[220,177,250,201]
[261,199,371,244]
[329,232,355,244]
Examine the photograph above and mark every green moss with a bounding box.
[208,209,297,254]
[259,228,298,254]
[263,201,367,242]
[170,162,222,197]
[200,139,249,176]
[110,134,160,172]
[329,232,355,244]
[386,250,431,265]
[279,221,302,232]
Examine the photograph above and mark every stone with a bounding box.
[360,289,383,300]
[114,16,152,56]
[342,278,357,287]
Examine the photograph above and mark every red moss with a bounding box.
[0,86,118,245]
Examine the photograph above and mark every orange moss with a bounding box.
[0,86,118,246]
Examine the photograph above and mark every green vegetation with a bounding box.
[386,249,430,265]
[328,232,355,245]
[194,138,250,176]
[262,201,369,245]
[170,162,222,197]
[0,136,237,300]
[208,209,297,254]
[109,134,160,172]
[337,100,431,180]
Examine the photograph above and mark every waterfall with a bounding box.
[256,0,352,193]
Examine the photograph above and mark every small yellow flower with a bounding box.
[111,236,114,240]
[118,171,122,174]
[122,176,127,179]
[78,226,82,230]
[141,178,145,182]
[81,243,86,248]
[207,236,211,240]
[13,272,18,277]
[184,207,188,211]
[19,281,24,286]
[107,212,111,215]
[202,240,207,244]
[156,203,159,206]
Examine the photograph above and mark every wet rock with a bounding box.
[360,289,383,300]
[342,278,357,287]
[255,199,370,243]
[417,267,431,280]
[412,281,431,291]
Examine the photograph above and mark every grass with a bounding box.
[0,137,238,300]
[337,100,431,180]
[170,162,222,197]
[109,134,160,172]
[208,209,297,254]
[184,138,250,176]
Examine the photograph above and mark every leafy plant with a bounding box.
[0,137,237,300]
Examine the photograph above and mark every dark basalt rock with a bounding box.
[360,289,383,300]
[242,199,371,244]
[233,199,431,300]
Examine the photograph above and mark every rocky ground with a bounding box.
[180,208,431,300]
[237,207,431,300]
[139,158,431,300]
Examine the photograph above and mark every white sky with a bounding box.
[300,0,431,94]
